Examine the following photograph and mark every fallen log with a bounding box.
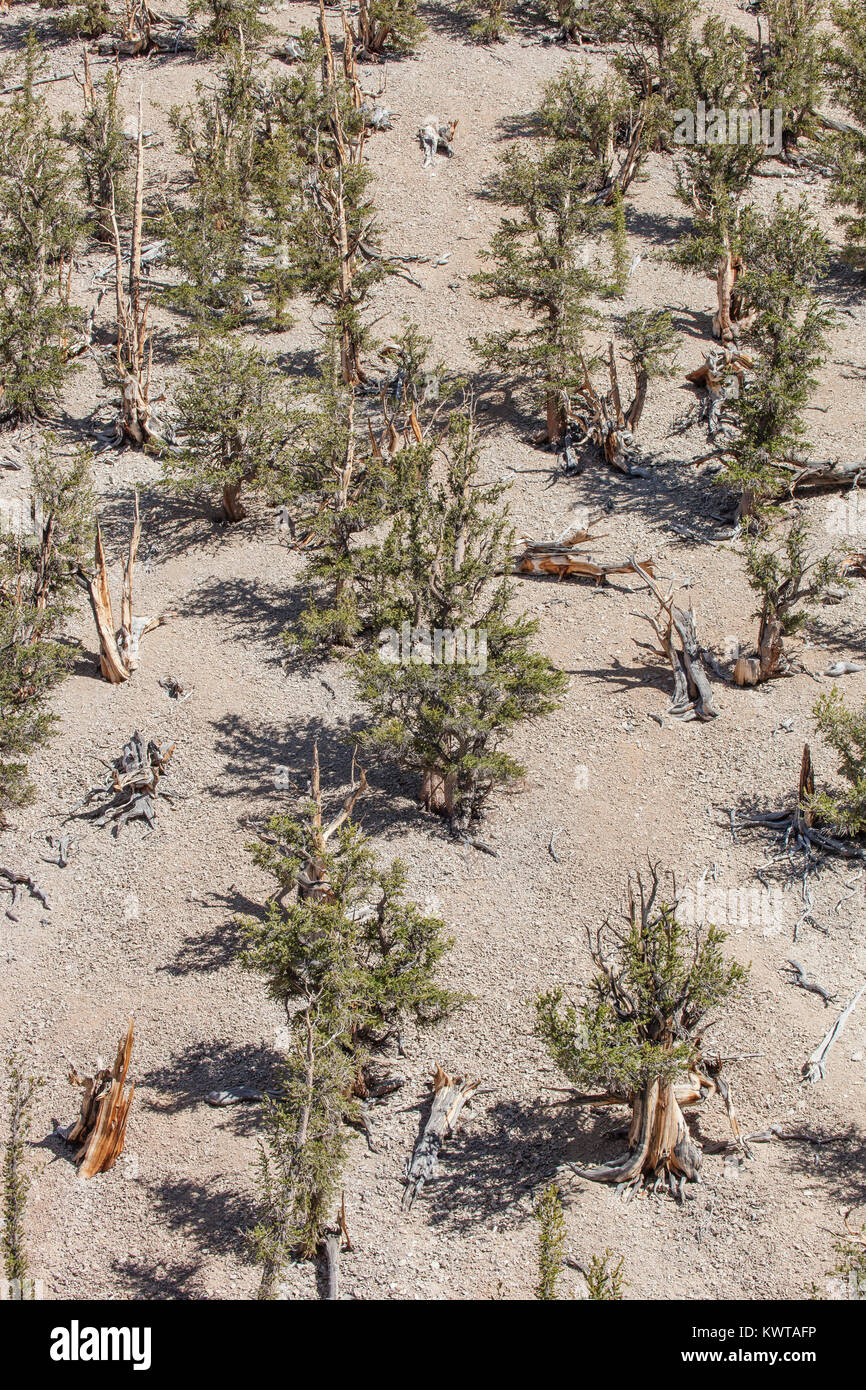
[802,984,866,1084]
[402,1065,479,1210]
[516,516,654,582]
[64,1019,135,1178]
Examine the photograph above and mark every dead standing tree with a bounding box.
[79,493,169,683]
[630,560,719,721]
[62,1018,135,1178]
[108,99,167,450]
[536,868,748,1199]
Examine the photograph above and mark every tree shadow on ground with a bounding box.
[111,1256,206,1300]
[181,571,303,650]
[161,886,253,977]
[406,1093,627,1232]
[141,1039,284,1138]
[204,709,445,845]
[143,1175,260,1260]
[93,483,255,566]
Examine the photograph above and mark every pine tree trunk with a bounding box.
[420,768,457,818]
[714,250,736,343]
[545,392,566,447]
[222,480,246,522]
[573,1076,702,1188]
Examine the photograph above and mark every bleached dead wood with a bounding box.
[64,1019,135,1178]
[686,347,753,439]
[802,984,866,1084]
[630,560,718,721]
[402,1065,479,1210]
[515,517,654,582]
[0,868,50,917]
[71,731,176,835]
[783,959,836,1007]
[731,742,866,863]
[79,493,169,683]
[419,117,458,167]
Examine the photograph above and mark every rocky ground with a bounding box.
[0,1,864,1300]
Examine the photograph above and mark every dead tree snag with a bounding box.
[79,494,169,683]
[631,560,719,721]
[64,1019,135,1178]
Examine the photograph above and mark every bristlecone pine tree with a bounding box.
[350,0,426,56]
[168,337,290,521]
[189,0,274,53]
[735,517,841,686]
[759,0,825,148]
[64,55,132,245]
[724,198,833,518]
[671,17,764,344]
[809,687,866,837]
[0,442,93,822]
[473,68,610,445]
[825,0,866,270]
[162,47,260,336]
[535,867,747,1196]
[2,1053,44,1296]
[279,11,396,386]
[353,406,567,825]
[240,751,461,1296]
[282,342,392,652]
[461,0,513,42]
[0,34,81,424]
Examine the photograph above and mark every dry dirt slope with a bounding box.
[0,2,864,1300]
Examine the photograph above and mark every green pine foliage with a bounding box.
[39,0,111,39]
[240,780,461,1291]
[189,0,275,54]
[2,1054,43,1292]
[760,0,825,145]
[355,0,426,56]
[825,1,866,270]
[162,49,261,335]
[63,62,132,245]
[608,187,629,297]
[586,1249,626,1299]
[810,688,866,836]
[168,338,290,521]
[726,199,833,514]
[461,0,513,42]
[534,1182,566,1300]
[0,442,93,821]
[282,350,393,652]
[352,407,568,825]
[0,35,82,424]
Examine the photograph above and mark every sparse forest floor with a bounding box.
[1,0,865,1301]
